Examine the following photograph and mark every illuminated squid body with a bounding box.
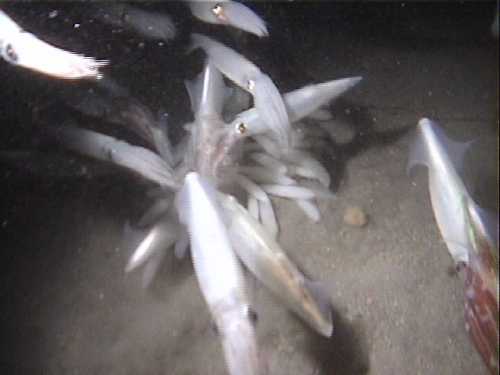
[408,118,499,374]
[0,9,107,79]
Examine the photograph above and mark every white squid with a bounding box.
[176,172,261,375]
[94,3,177,42]
[190,33,290,145]
[219,193,333,337]
[408,118,499,373]
[230,76,363,138]
[53,126,179,190]
[187,0,268,37]
[0,9,107,79]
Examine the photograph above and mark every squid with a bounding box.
[230,76,363,138]
[184,62,232,177]
[69,94,175,166]
[185,61,228,118]
[220,193,333,337]
[408,118,499,374]
[187,0,268,37]
[53,126,179,190]
[94,3,177,42]
[176,172,261,375]
[124,217,179,273]
[190,33,290,145]
[0,9,107,79]
[124,195,189,286]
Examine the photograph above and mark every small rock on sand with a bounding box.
[343,206,368,227]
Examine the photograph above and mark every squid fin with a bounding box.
[407,118,474,176]
[253,73,290,146]
[222,1,269,37]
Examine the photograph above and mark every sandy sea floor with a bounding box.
[1,2,498,375]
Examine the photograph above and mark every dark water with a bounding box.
[1,2,498,374]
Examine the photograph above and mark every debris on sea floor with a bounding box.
[343,205,368,228]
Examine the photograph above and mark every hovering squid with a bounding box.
[408,118,499,374]
[0,9,107,79]
[230,76,363,138]
[68,94,175,166]
[190,33,290,145]
[176,172,261,375]
[187,0,268,37]
[94,3,177,42]
[184,62,232,177]
[184,61,228,118]
[53,126,179,190]
[220,193,333,337]
[124,216,179,273]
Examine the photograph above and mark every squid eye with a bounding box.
[245,306,258,325]
[3,44,18,63]
[236,122,247,134]
[212,4,224,18]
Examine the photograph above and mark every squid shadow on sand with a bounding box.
[304,307,370,375]
[312,97,413,194]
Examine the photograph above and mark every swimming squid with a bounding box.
[219,193,333,337]
[187,0,268,37]
[176,172,261,375]
[94,3,176,42]
[0,9,107,79]
[54,126,179,190]
[230,76,363,138]
[408,118,499,374]
[190,33,290,146]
